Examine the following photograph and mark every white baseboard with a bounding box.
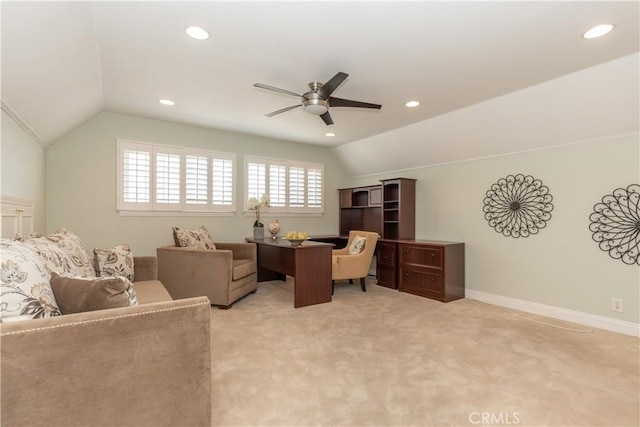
[465,289,640,337]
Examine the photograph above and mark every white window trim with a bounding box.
[117,139,236,215]
[244,155,324,215]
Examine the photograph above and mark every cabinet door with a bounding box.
[369,187,382,206]
[339,189,352,208]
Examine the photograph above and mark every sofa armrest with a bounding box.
[133,256,158,281]
[0,297,211,427]
[215,242,257,260]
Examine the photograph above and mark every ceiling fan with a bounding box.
[253,72,382,125]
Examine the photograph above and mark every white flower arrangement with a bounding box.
[248,194,270,227]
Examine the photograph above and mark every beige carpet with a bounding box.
[210,278,639,427]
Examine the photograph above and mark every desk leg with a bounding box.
[294,247,332,308]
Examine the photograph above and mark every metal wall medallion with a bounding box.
[589,184,640,266]
[483,174,554,238]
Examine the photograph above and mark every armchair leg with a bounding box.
[332,280,335,295]
[218,304,232,310]
[360,277,367,292]
[348,279,354,284]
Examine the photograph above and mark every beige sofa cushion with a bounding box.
[50,273,137,314]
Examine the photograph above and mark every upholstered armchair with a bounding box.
[157,243,258,309]
[332,230,380,293]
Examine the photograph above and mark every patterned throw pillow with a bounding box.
[45,228,96,277]
[94,244,135,282]
[173,226,216,250]
[22,237,76,275]
[0,239,62,321]
[348,235,367,255]
[50,272,137,314]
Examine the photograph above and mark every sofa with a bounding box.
[0,231,212,427]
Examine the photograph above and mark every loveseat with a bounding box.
[0,231,212,426]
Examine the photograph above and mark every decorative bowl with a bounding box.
[284,238,307,247]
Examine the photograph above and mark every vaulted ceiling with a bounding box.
[2,1,639,150]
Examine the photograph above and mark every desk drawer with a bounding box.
[376,241,396,268]
[376,266,396,289]
[399,244,443,268]
[399,267,443,299]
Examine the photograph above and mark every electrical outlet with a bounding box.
[611,297,624,313]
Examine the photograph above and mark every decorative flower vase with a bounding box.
[268,219,280,239]
[253,226,264,240]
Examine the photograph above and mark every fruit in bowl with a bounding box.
[284,231,308,246]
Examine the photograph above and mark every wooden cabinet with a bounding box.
[338,185,383,237]
[398,241,464,302]
[338,178,415,239]
[382,178,416,240]
[376,240,397,289]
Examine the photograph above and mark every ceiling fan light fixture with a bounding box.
[325,132,336,137]
[405,100,420,108]
[302,98,329,115]
[583,24,614,39]
[159,99,175,106]
[185,26,210,40]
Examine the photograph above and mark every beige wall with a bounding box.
[1,109,47,232]
[46,112,347,255]
[347,136,639,324]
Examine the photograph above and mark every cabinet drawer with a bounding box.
[376,243,396,267]
[399,245,443,268]
[376,266,396,289]
[399,268,443,297]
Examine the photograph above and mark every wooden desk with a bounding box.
[246,238,333,308]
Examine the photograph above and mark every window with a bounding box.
[117,140,236,214]
[245,156,324,214]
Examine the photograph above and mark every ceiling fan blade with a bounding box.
[254,83,301,98]
[265,105,301,117]
[329,97,382,110]
[320,111,334,125]
[317,72,348,98]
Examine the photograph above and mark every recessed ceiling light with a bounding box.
[405,101,420,108]
[186,26,210,40]
[583,24,615,39]
[159,99,175,106]
[325,132,336,137]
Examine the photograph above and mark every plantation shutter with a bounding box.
[212,156,234,207]
[154,147,182,210]
[185,154,209,207]
[307,166,323,208]
[288,166,306,208]
[269,164,287,207]
[247,161,266,201]
[118,141,152,210]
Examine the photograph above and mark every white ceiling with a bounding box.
[1,1,639,148]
